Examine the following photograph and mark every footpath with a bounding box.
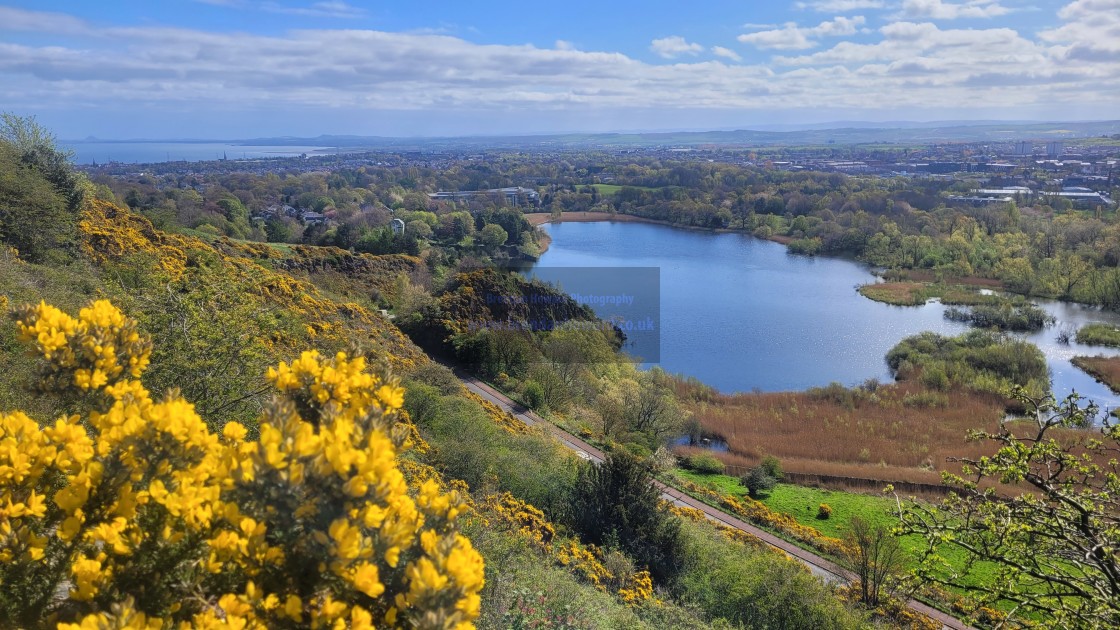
[453,369,974,630]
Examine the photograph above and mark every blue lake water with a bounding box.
[530,221,1120,411]
[62,142,331,164]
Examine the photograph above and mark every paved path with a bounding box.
[453,368,974,630]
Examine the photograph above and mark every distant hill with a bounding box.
[233,120,1120,150]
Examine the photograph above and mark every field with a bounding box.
[671,469,1003,599]
[674,469,902,540]
[1071,355,1120,393]
[589,183,658,195]
[676,381,1012,486]
[525,211,665,226]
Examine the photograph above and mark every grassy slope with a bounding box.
[673,469,1003,598]
[0,199,718,628]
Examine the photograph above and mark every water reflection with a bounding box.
[530,221,1120,412]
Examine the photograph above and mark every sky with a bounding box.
[1,0,1118,139]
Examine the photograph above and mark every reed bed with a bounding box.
[683,382,1009,486]
[1071,355,1120,394]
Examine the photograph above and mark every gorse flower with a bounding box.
[1,299,484,629]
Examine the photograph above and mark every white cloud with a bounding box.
[650,35,703,58]
[555,40,576,51]
[0,6,89,35]
[263,1,366,19]
[795,1,885,11]
[1041,0,1120,62]
[711,46,743,62]
[899,0,1010,20]
[0,5,1117,126]
[738,16,866,50]
[194,1,366,18]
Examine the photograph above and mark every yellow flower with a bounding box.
[351,562,385,598]
[223,422,248,442]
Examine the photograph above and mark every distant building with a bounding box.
[1013,141,1032,156]
[301,211,326,225]
[428,186,540,206]
[1050,191,1114,208]
[948,195,1014,206]
[1047,141,1064,159]
[390,218,406,235]
[951,186,1033,206]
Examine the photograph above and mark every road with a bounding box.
[454,369,974,630]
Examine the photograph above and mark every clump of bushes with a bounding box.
[817,504,833,520]
[807,381,879,410]
[741,467,776,498]
[886,330,1049,397]
[685,453,726,475]
[902,391,949,408]
[521,380,545,409]
[788,237,823,256]
[1076,323,1120,348]
[944,300,1054,332]
[740,456,783,498]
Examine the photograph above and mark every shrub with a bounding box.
[741,467,777,498]
[787,237,823,256]
[1076,323,1120,348]
[0,299,484,628]
[759,455,784,481]
[817,504,833,520]
[943,301,1054,332]
[571,452,684,586]
[902,391,949,408]
[686,454,726,475]
[522,380,545,409]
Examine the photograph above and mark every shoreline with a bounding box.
[526,211,792,256]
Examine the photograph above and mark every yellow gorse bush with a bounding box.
[0,299,484,629]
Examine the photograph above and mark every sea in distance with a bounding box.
[528,221,1120,412]
[62,141,333,165]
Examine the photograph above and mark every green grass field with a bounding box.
[674,469,898,540]
[589,183,658,195]
[671,468,1006,604]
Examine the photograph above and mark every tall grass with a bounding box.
[1071,355,1120,394]
[1075,323,1120,348]
[681,382,1009,486]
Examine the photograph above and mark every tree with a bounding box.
[841,517,904,608]
[0,114,86,262]
[898,390,1120,627]
[0,143,73,262]
[621,372,683,448]
[405,219,432,240]
[478,223,508,250]
[571,452,684,585]
[759,455,784,481]
[0,113,85,213]
[741,466,776,498]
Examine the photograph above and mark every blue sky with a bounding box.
[1,1,1117,138]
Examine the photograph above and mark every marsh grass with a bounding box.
[1075,323,1120,348]
[680,382,1008,486]
[1071,355,1120,394]
[858,282,1001,307]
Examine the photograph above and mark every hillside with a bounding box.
[0,125,874,629]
